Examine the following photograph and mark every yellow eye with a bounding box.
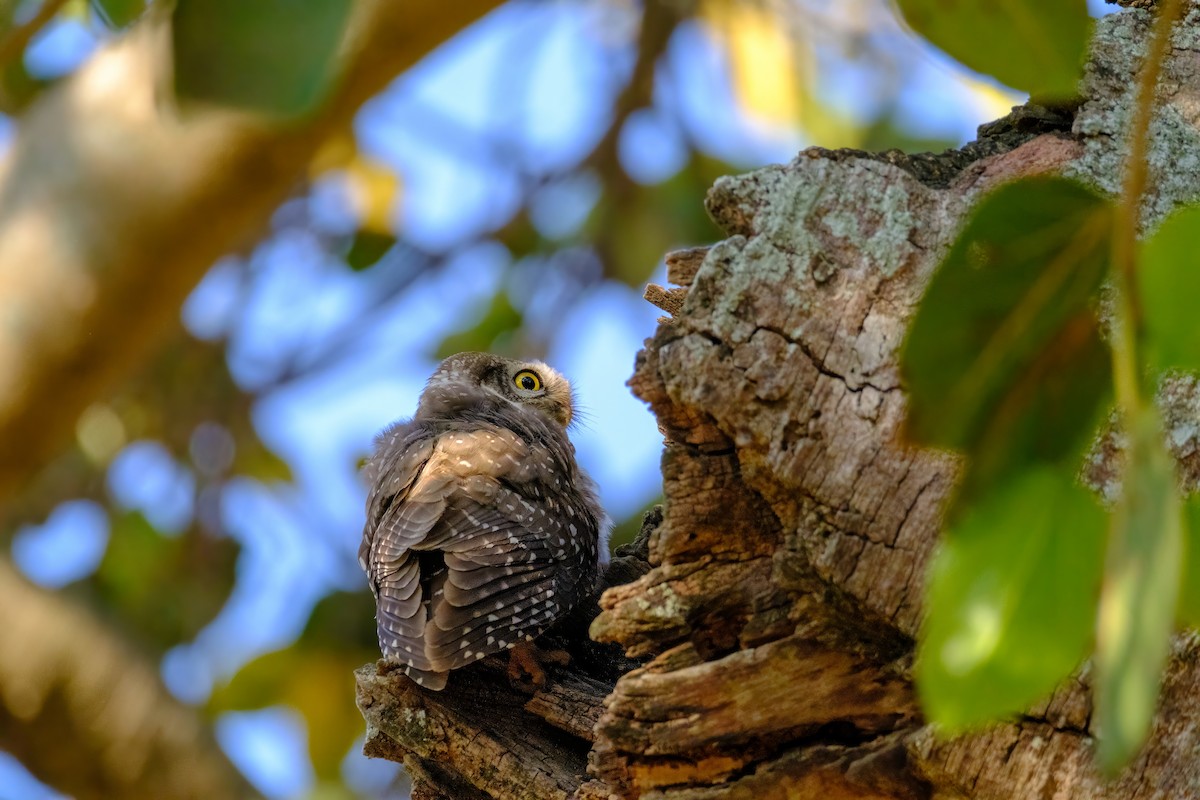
[514,369,543,392]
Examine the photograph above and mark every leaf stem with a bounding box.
[1112,0,1185,413]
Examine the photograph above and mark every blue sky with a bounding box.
[3,1,1122,797]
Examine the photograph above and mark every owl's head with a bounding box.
[420,352,576,428]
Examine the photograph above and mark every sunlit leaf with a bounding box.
[1095,408,1183,773]
[902,177,1113,503]
[917,466,1105,730]
[1140,203,1200,375]
[90,0,145,28]
[703,0,800,126]
[211,591,377,779]
[81,512,239,650]
[346,156,401,234]
[172,0,352,117]
[895,0,1090,100]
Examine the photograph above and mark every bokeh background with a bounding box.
[0,0,1115,797]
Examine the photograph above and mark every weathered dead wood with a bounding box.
[358,662,592,800]
[356,6,1200,799]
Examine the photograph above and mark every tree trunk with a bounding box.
[355,7,1200,798]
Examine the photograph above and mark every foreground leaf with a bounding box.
[1181,498,1200,627]
[902,177,1113,503]
[1095,409,1183,773]
[1140,203,1200,375]
[172,0,352,117]
[917,466,1105,730]
[895,0,1089,100]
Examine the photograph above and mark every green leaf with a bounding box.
[895,0,1089,100]
[1095,408,1183,773]
[90,0,145,28]
[1140,203,1200,374]
[1181,497,1200,627]
[917,465,1105,730]
[344,229,395,272]
[172,0,352,117]
[902,177,1113,503]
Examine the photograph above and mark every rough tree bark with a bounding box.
[356,6,1200,799]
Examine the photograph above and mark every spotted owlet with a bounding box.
[359,352,608,690]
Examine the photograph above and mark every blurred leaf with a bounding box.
[917,465,1105,730]
[211,591,377,779]
[90,0,145,28]
[172,0,352,117]
[1140,203,1200,375]
[608,497,663,550]
[232,438,293,484]
[82,512,239,650]
[1181,497,1200,627]
[590,165,724,286]
[495,212,543,257]
[895,0,1089,101]
[436,291,523,360]
[1095,408,1183,773]
[0,59,49,114]
[859,117,957,156]
[301,587,379,651]
[344,229,396,271]
[901,177,1113,504]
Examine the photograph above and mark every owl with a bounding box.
[359,352,608,690]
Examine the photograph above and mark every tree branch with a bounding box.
[0,0,504,499]
[0,557,257,799]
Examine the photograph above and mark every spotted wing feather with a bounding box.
[357,422,597,690]
[362,423,597,689]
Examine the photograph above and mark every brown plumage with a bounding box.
[359,352,607,690]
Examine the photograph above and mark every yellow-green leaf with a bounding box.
[1095,408,1183,773]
